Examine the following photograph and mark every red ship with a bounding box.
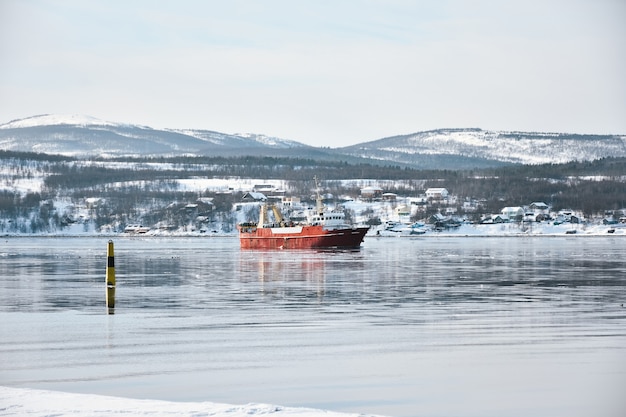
[238,192,369,250]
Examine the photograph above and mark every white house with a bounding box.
[425,188,449,200]
[361,186,383,200]
[395,204,411,223]
[501,206,524,220]
[529,202,549,212]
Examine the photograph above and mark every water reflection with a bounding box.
[2,237,624,313]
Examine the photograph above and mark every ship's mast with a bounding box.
[258,203,268,227]
[271,204,284,225]
[258,203,286,228]
[314,176,324,216]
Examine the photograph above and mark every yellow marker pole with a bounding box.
[106,240,116,313]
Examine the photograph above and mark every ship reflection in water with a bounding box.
[238,249,365,302]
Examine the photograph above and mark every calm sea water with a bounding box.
[1,236,625,417]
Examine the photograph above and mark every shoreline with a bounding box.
[2,232,624,239]
[2,220,625,239]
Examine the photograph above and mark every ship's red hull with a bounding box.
[238,224,369,249]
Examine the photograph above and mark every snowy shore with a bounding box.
[3,221,623,238]
[0,387,385,417]
[370,221,626,237]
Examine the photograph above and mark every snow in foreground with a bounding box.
[0,387,385,417]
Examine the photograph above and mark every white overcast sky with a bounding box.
[1,0,624,147]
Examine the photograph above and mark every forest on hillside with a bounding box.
[41,154,626,212]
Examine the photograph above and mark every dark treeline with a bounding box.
[0,149,75,162]
[2,149,622,183]
[440,158,626,213]
[483,157,626,178]
[42,156,426,190]
[437,174,626,214]
[92,154,626,181]
[44,165,197,189]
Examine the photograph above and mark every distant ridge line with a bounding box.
[1,114,625,169]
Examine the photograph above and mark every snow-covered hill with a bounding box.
[2,115,625,168]
[0,114,120,128]
[339,128,626,166]
[172,129,305,149]
[0,114,309,158]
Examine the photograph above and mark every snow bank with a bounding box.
[369,222,626,237]
[0,386,384,417]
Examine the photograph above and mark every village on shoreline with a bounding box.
[2,171,625,238]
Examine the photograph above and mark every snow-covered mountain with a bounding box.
[0,114,309,158]
[339,128,626,167]
[0,114,120,129]
[1,115,625,168]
